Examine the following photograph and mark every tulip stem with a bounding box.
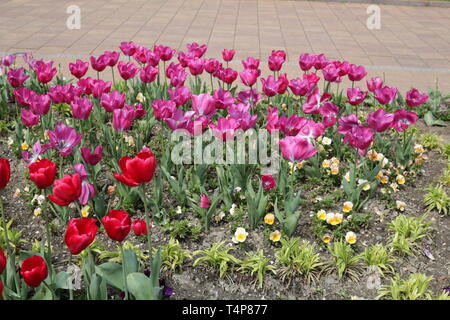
[0,194,11,255]
[68,253,73,300]
[43,281,56,300]
[140,187,153,262]
[43,190,53,280]
[119,243,129,300]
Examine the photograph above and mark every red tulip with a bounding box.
[0,158,11,190]
[262,174,276,191]
[132,219,148,236]
[64,218,98,255]
[20,255,48,288]
[28,159,57,189]
[0,247,6,274]
[48,174,82,206]
[102,210,131,242]
[0,279,3,299]
[114,148,157,187]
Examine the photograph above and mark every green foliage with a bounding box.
[246,178,268,230]
[163,219,202,241]
[273,190,302,237]
[440,163,450,186]
[275,238,323,284]
[388,214,432,256]
[377,273,441,300]
[157,238,191,272]
[419,133,443,151]
[323,241,364,281]
[423,184,449,215]
[0,217,24,250]
[98,241,148,264]
[237,250,276,288]
[360,243,395,276]
[193,241,240,278]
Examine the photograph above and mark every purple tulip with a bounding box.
[187,42,207,58]
[299,53,316,71]
[218,67,238,85]
[100,90,125,112]
[112,105,135,132]
[119,41,136,56]
[209,117,240,141]
[343,126,374,155]
[164,109,195,132]
[239,68,259,87]
[288,76,315,97]
[188,57,204,76]
[266,106,279,134]
[69,59,89,79]
[154,45,175,61]
[168,86,191,107]
[347,87,368,106]
[73,164,96,205]
[81,146,103,166]
[30,94,51,116]
[90,79,112,99]
[117,61,138,80]
[7,68,29,87]
[47,123,82,157]
[21,109,40,127]
[242,57,260,70]
[366,76,383,92]
[71,96,93,120]
[14,88,35,106]
[35,60,57,84]
[1,54,16,66]
[222,49,235,62]
[319,102,339,128]
[268,55,285,72]
[204,58,221,74]
[374,86,398,105]
[322,64,341,82]
[191,93,216,118]
[104,51,120,67]
[48,84,76,104]
[405,88,428,107]
[90,55,108,72]
[279,135,317,162]
[237,89,261,105]
[348,64,367,82]
[367,108,394,132]
[303,88,331,114]
[139,65,158,83]
[391,109,418,132]
[22,141,51,164]
[314,54,328,70]
[213,88,234,110]
[338,114,360,134]
[152,99,176,120]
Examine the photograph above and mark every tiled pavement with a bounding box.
[1,0,450,92]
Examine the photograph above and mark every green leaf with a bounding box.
[95,262,124,290]
[32,284,53,300]
[54,271,70,290]
[123,249,139,275]
[126,273,155,300]
[89,274,107,300]
[424,111,435,126]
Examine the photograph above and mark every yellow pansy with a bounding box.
[270,230,281,242]
[414,144,424,154]
[322,160,331,168]
[396,200,406,211]
[342,201,353,213]
[322,137,332,145]
[233,227,248,243]
[326,212,343,226]
[81,205,90,217]
[396,174,405,185]
[345,231,357,244]
[344,172,351,182]
[317,209,327,220]
[380,176,389,184]
[33,208,42,217]
[264,213,275,225]
[367,150,378,161]
[21,142,29,150]
[322,234,332,244]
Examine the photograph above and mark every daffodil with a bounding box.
[270,230,281,242]
[396,200,406,211]
[345,231,357,244]
[264,213,275,225]
[317,209,327,220]
[396,174,405,185]
[232,227,248,243]
[342,201,353,213]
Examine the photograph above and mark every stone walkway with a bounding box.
[1,0,450,92]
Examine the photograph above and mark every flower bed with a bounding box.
[0,43,449,300]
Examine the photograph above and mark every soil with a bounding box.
[0,118,449,300]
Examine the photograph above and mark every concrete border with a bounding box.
[287,0,450,8]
